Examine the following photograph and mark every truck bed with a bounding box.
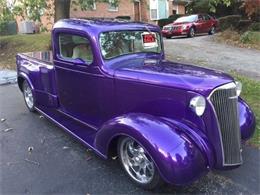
[16,50,57,107]
[18,51,53,65]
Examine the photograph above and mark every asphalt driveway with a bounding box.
[0,84,260,194]
[164,35,260,80]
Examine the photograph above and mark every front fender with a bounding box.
[239,97,256,141]
[94,113,209,185]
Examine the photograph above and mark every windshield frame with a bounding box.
[98,30,163,60]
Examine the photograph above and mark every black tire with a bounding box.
[117,136,163,190]
[22,80,35,112]
[188,27,195,38]
[208,26,216,35]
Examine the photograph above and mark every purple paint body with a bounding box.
[16,19,255,185]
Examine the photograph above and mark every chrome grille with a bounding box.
[210,83,242,165]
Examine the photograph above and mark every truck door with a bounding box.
[53,32,102,127]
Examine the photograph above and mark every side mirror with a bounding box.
[197,18,202,23]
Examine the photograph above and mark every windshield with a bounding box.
[175,15,198,23]
[99,31,162,59]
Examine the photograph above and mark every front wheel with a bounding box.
[188,27,195,38]
[117,136,163,189]
[23,80,35,112]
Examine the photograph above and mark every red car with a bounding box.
[162,14,218,38]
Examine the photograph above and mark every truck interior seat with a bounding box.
[72,44,93,63]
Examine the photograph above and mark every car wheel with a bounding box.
[118,136,163,190]
[209,26,215,35]
[23,80,35,112]
[188,27,195,38]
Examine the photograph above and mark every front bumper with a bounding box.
[162,29,189,37]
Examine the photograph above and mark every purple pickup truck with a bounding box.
[16,19,255,189]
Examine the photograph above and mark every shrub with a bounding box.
[237,20,252,31]
[240,31,260,44]
[0,21,8,35]
[157,14,183,28]
[115,16,131,20]
[249,22,260,31]
[218,15,241,31]
[240,31,251,43]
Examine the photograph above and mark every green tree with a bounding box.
[13,0,47,21]
[0,0,14,22]
[187,0,235,15]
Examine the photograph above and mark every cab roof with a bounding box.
[53,18,161,34]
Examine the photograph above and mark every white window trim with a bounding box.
[108,0,118,12]
[92,1,96,10]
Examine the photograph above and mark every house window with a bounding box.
[108,0,118,11]
[91,1,96,10]
[150,9,157,20]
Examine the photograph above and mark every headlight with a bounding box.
[182,25,188,30]
[190,96,206,116]
[235,81,242,96]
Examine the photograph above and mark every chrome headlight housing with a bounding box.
[190,96,206,116]
[235,81,242,96]
[182,25,188,30]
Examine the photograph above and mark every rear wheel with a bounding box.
[117,136,163,189]
[208,26,216,35]
[23,81,35,112]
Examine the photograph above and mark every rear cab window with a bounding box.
[58,34,93,64]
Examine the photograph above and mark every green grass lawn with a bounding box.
[231,72,260,147]
[216,30,260,50]
[0,33,51,69]
[0,33,259,147]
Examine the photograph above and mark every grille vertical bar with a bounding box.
[210,84,242,165]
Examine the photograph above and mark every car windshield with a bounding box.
[175,15,198,23]
[99,31,162,59]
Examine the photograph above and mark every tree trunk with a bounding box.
[54,0,71,22]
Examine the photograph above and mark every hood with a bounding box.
[113,58,234,96]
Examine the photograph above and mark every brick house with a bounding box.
[17,0,190,32]
[70,0,189,22]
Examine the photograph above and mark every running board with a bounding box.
[35,106,106,159]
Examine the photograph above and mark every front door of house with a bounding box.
[134,2,140,21]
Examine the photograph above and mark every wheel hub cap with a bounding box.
[120,139,155,184]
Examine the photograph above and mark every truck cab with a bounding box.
[16,19,255,189]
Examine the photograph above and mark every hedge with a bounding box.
[157,14,183,29]
[218,15,241,31]
[249,22,260,31]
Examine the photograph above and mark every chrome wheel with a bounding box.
[189,27,195,37]
[23,82,34,109]
[119,137,155,184]
[209,26,215,35]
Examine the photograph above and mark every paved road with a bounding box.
[1,84,260,194]
[164,35,260,80]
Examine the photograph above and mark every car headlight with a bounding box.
[190,96,206,116]
[182,25,188,30]
[235,81,242,96]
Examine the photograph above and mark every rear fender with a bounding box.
[18,72,35,92]
[95,113,209,185]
